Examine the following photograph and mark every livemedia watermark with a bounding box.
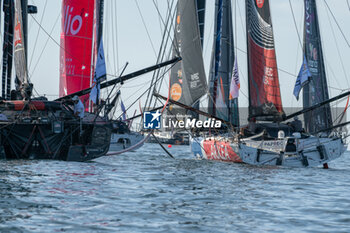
[143,110,221,130]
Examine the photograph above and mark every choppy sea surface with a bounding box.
[1,143,350,232]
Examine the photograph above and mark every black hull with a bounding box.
[147,136,189,145]
[0,101,111,162]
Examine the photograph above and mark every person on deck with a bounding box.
[72,95,84,119]
[72,95,85,137]
[291,116,303,132]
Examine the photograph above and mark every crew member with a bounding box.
[291,116,303,132]
[72,95,84,135]
[72,95,84,119]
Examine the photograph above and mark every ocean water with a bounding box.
[1,143,350,232]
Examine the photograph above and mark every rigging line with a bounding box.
[288,0,303,50]
[135,0,158,58]
[155,0,164,37]
[348,0,350,11]
[234,45,298,78]
[29,13,60,78]
[152,0,179,57]
[116,61,177,120]
[234,0,237,57]
[323,0,350,48]
[29,0,47,70]
[203,8,214,59]
[110,0,117,76]
[236,0,246,49]
[144,0,176,111]
[325,4,350,87]
[155,44,172,101]
[29,13,104,79]
[329,86,348,92]
[112,0,118,75]
[151,0,175,96]
[123,65,172,117]
[115,0,120,75]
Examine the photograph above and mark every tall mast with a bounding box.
[208,0,238,126]
[302,0,332,133]
[21,0,27,57]
[97,0,104,46]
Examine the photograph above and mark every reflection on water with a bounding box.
[0,145,349,232]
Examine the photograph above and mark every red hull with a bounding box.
[201,139,242,163]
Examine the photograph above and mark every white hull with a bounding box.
[191,135,346,168]
[241,137,345,167]
[108,132,144,152]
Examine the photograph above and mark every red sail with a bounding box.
[246,0,284,119]
[59,0,95,106]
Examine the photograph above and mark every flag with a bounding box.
[90,40,106,103]
[95,39,107,82]
[293,55,312,100]
[229,58,240,100]
[89,81,100,104]
[121,100,127,121]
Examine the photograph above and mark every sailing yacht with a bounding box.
[189,0,347,167]
[0,0,178,161]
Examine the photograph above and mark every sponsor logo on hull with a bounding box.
[202,140,242,162]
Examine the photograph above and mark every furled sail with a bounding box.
[2,0,15,99]
[302,0,332,133]
[59,0,95,105]
[246,0,284,120]
[14,0,29,93]
[169,0,207,113]
[208,0,238,126]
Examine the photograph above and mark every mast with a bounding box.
[302,0,332,133]
[96,0,104,46]
[245,0,284,121]
[208,0,238,126]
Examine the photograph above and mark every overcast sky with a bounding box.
[23,0,350,120]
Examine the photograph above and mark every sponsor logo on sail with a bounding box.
[170,83,182,101]
[64,5,84,35]
[256,0,265,8]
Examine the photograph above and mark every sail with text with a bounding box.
[246,0,284,120]
[59,0,95,106]
[14,0,30,98]
[208,0,239,126]
[302,0,332,134]
[168,0,207,115]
